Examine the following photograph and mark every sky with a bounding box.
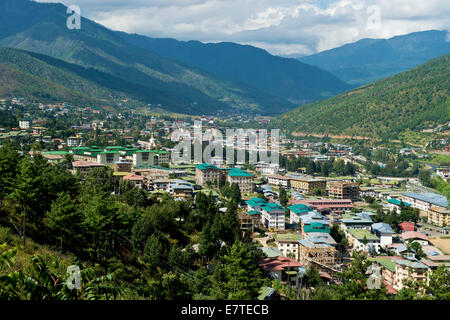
[36,0,450,56]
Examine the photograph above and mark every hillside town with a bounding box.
[1,97,449,300]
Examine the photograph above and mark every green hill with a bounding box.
[275,54,450,140]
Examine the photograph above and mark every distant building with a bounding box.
[436,167,450,179]
[290,177,327,194]
[19,119,31,130]
[71,160,104,178]
[327,181,360,201]
[267,175,291,188]
[428,206,450,227]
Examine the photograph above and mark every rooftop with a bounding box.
[348,228,379,241]
[402,192,448,208]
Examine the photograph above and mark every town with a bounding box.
[1,96,449,300]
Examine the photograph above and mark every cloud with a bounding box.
[36,0,450,56]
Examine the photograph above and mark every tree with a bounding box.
[44,192,83,252]
[212,242,266,299]
[279,188,288,207]
[0,143,20,207]
[305,266,323,288]
[143,233,165,270]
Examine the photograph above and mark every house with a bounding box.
[167,180,194,200]
[276,233,302,260]
[401,231,429,246]
[340,212,373,232]
[19,119,31,130]
[114,158,132,173]
[327,181,360,201]
[67,136,82,147]
[258,256,303,288]
[371,223,395,246]
[346,228,380,253]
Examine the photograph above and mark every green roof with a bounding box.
[288,204,312,214]
[276,233,301,241]
[303,223,330,234]
[369,257,397,272]
[348,229,379,241]
[227,168,254,177]
[387,198,412,206]
[196,163,220,170]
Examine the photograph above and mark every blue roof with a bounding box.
[288,204,313,215]
[402,192,448,208]
[387,198,412,206]
[371,222,395,234]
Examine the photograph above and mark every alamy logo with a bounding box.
[66,265,81,290]
[171,121,279,165]
[66,5,81,30]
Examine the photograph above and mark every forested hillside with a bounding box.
[275,54,450,140]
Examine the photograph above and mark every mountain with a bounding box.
[0,46,204,110]
[116,32,351,105]
[299,30,450,86]
[0,0,297,115]
[275,54,450,140]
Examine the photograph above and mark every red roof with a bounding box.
[401,231,429,242]
[399,222,415,232]
[72,160,104,168]
[258,256,302,272]
[123,173,144,181]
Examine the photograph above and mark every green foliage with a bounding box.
[212,242,266,299]
[276,54,450,139]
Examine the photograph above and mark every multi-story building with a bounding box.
[428,206,450,227]
[246,197,286,231]
[114,158,132,173]
[401,192,448,213]
[276,233,301,260]
[346,228,380,253]
[297,240,340,273]
[226,168,254,194]
[67,136,82,147]
[292,199,354,214]
[267,175,291,188]
[327,181,360,201]
[71,160,105,178]
[393,260,430,291]
[290,177,327,194]
[195,164,223,186]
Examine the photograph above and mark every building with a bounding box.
[371,223,395,246]
[195,164,254,193]
[401,231,429,246]
[238,211,261,233]
[71,160,105,178]
[114,158,132,173]
[195,164,223,186]
[258,256,303,288]
[167,180,194,200]
[347,229,380,253]
[226,168,254,194]
[292,199,354,214]
[327,181,360,201]
[387,198,412,213]
[290,177,327,195]
[19,119,31,130]
[67,136,82,147]
[288,204,314,224]
[436,167,450,179]
[123,173,145,189]
[267,175,291,188]
[428,206,450,227]
[246,197,286,231]
[297,240,340,273]
[401,192,448,213]
[276,233,302,260]
[398,222,415,233]
[393,260,429,291]
[340,212,373,232]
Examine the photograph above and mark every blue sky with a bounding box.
[37,0,450,56]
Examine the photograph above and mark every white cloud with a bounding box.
[36,0,450,55]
